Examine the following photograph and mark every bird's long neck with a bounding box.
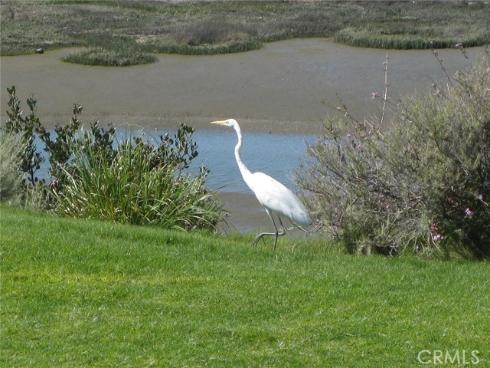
[233,123,253,187]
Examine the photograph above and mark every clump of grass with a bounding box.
[63,47,156,66]
[53,132,223,230]
[62,33,157,66]
[147,39,262,56]
[175,18,256,46]
[335,26,490,49]
[143,18,263,55]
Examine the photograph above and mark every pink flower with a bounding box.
[464,208,475,218]
[371,91,380,99]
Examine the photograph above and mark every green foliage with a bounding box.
[298,55,490,258]
[4,86,43,185]
[2,205,489,367]
[0,131,25,203]
[53,130,223,230]
[2,86,223,230]
[37,104,82,181]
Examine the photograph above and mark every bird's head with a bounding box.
[210,119,237,128]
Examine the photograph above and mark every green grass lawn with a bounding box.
[1,205,489,367]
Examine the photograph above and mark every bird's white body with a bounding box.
[210,118,311,249]
[245,171,311,226]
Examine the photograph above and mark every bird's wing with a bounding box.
[250,172,311,226]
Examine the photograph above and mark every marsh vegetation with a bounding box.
[1,0,489,65]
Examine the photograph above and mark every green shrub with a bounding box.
[53,131,223,230]
[4,86,43,185]
[0,131,25,203]
[298,54,490,258]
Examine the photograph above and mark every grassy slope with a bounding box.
[1,206,489,367]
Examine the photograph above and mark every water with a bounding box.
[1,39,484,134]
[190,129,314,193]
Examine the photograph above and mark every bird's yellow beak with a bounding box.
[210,120,228,126]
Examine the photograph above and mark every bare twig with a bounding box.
[432,49,453,86]
[380,53,389,126]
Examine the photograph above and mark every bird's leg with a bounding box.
[252,209,277,246]
[273,216,287,251]
[277,217,286,236]
[252,210,286,251]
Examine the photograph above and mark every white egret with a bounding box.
[210,119,311,250]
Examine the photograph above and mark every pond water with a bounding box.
[1,39,485,134]
[130,128,315,193]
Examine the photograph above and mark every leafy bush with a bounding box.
[298,54,490,259]
[4,86,43,186]
[0,131,25,203]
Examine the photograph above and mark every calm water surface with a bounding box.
[169,129,314,193]
[1,39,484,133]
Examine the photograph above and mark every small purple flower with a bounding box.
[464,208,475,218]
